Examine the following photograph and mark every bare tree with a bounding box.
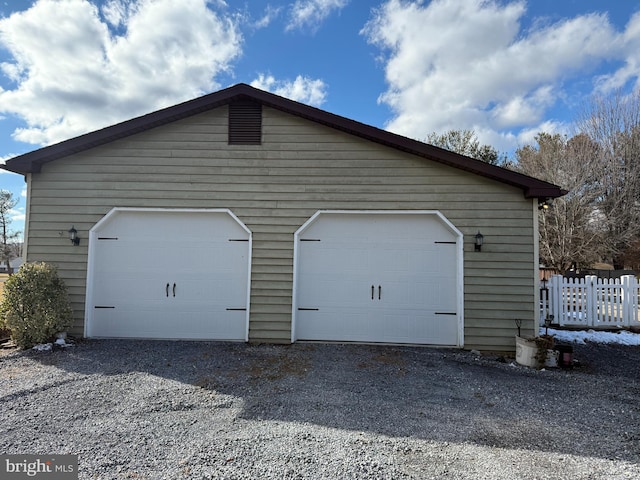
[0,190,20,274]
[516,133,604,272]
[426,129,505,165]
[576,91,640,268]
[621,238,640,270]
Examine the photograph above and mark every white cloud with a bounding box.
[595,11,640,93]
[362,0,628,150]
[100,0,133,27]
[286,0,348,32]
[491,85,556,128]
[9,207,25,223]
[0,0,242,147]
[252,5,282,29]
[251,74,327,106]
[515,120,569,149]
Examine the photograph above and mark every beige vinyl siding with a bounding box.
[25,105,536,351]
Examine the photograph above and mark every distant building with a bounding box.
[0,257,23,274]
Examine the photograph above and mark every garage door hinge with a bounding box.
[434,241,456,244]
[435,312,456,315]
[226,308,247,311]
[94,306,115,309]
[298,307,319,311]
[98,237,119,240]
[228,239,249,242]
[300,239,321,242]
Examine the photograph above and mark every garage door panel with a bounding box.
[298,242,368,274]
[93,307,245,340]
[94,277,164,307]
[183,239,248,270]
[298,308,457,345]
[185,273,248,307]
[94,241,168,275]
[377,279,410,306]
[297,309,372,342]
[411,280,436,304]
[380,311,458,345]
[374,247,410,273]
[298,272,373,307]
[412,249,447,274]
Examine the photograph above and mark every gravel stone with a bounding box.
[0,340,638,479]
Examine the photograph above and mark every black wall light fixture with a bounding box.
[474,231,484,252]
[68,226,80,246]
[539,197,554,210]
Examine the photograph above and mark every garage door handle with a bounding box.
[371,285,375,300]
[173,283,176,297]
[378,285,381,300]
[166,283,169,297]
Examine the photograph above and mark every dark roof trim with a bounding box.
[1,83,565,199]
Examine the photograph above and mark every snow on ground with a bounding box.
[543,327,640,346]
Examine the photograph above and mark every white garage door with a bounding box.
[85,209,251,340]
[293,211,462,346]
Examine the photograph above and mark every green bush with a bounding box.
[0,262,73,348]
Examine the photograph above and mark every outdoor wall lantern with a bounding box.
[68,226,80,246]
[474,231,484,252]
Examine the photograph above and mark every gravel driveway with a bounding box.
[1,339,639,479]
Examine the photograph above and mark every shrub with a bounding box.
[0,262,73,348]
[0,324,10,340]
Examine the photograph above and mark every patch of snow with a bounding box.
[543,327,640,346]
[31,338,74,351]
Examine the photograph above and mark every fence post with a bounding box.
[551,274,563,326]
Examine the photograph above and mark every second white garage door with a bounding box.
[85,208,251,340]
[293,211,463,346]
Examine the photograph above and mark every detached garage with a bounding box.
[2,83,565,351]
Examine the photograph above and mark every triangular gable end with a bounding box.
[1,83,565,200]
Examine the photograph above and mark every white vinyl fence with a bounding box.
[541,275,640,327]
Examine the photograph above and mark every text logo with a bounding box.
[1,455,78,479]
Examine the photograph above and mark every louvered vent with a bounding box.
[228,100,262,145]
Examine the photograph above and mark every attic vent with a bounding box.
[229,101,262,145]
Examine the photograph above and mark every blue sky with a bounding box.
[1,0,640,240]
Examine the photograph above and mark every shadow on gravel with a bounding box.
[18,339,640,463]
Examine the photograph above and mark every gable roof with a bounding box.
[1,83,565,199]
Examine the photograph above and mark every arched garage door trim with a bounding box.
[291,210,464,347]
[84,208,252,341]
